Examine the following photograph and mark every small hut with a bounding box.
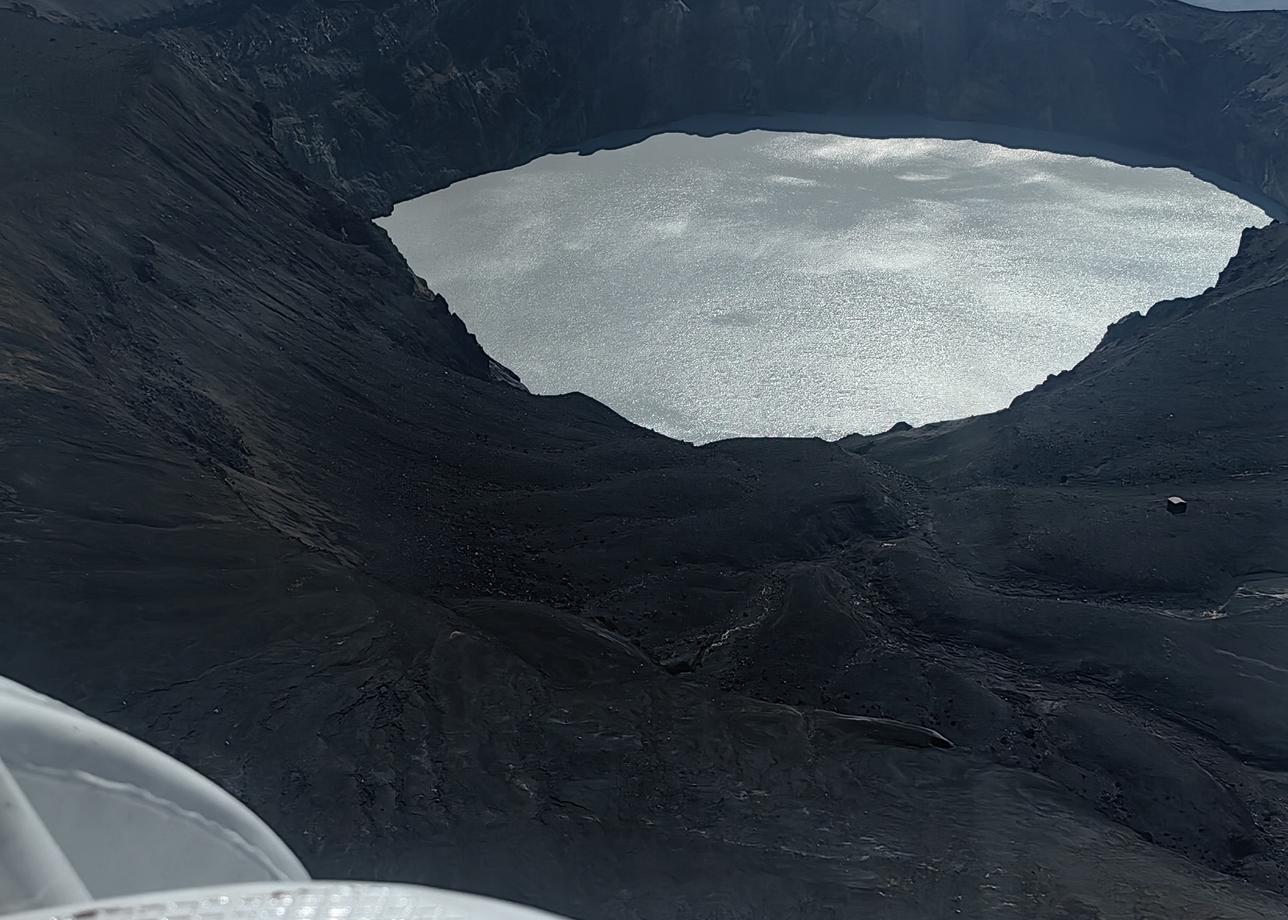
[1167,496,1188,515]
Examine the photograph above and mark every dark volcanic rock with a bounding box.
[1,1,1288,919]
[134,0,1288,216]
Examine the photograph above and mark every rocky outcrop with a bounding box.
[2,2,1288,918]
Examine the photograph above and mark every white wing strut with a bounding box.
[0,753,90,912]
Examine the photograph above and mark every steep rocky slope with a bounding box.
[2,1,1288,918]
[134,0,1288,218]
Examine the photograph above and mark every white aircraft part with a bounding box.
[1,883,571,920]
[0,755,90,912]
[0,679,308,902]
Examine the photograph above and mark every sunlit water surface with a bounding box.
[380,126,1269,443]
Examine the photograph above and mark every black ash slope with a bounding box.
[1,2,1288,918]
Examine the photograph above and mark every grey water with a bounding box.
[379,121,1270,444]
